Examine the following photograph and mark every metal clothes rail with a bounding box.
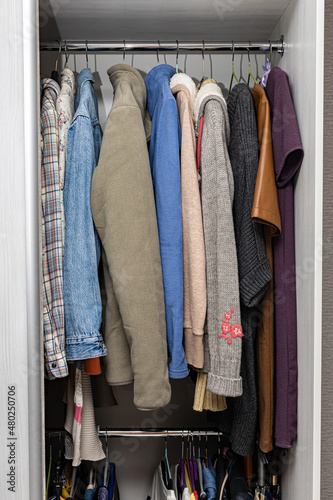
[40,37,284,55]
[46,428,223,438]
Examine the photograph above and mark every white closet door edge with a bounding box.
[313,0,324,496]
[23,0,44,497]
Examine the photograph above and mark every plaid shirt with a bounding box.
[41,78,68,379]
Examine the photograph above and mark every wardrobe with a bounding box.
[0,0,329,498]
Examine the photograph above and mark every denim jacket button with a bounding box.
[99,342,103,348]
[52,362,57,368]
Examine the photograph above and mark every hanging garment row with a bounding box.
[45,431,281,500]
[46,445,119,499]
[41,50,303,466]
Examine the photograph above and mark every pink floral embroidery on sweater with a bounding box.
[219,307,243,344]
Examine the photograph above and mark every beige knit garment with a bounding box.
[170,73,207,370]
[64,366,105,466]
[193,372,227,412]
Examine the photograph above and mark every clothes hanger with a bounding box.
[46,435,53,500]
[104,428,110,488]
[85,40,89,69]
[156,40,160,65]
[269,40,273,69]
[123,40,126,63]
[228,41,240,97]
[217,431,221,456]
[51,40,61,84]
[198,431,201,458]
[164,430,172,482]
[185,431,193,494]
[64,40,69,69]
[260,41,272,88]
[178,429,186,493]
[55,40,61,71]
[191,432,196,461]
[176,40,179,74]
[247,46,258,86]
[55,432,63,500]
[188,432,196,494]
[197,40,207,89]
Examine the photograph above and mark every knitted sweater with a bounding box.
[194,82,243,398]
[218,83,272,456]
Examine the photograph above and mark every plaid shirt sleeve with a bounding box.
[41,81,69,379]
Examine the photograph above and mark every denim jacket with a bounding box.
[63,68,107,360]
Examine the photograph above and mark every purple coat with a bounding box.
[265,66,304,449]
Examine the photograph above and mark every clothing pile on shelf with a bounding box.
[41,56,303,471]
[147,443,281,500]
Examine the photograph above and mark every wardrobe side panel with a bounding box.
[0,0,42,498]
[269,0,324,497]
[321,0,333,496]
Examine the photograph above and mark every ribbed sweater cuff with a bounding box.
[207,372,243,397]
[239,257,272,308]
[203,391,227,412]
[184,329,204,369]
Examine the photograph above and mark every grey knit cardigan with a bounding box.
[219,83,272,456]
[194,82,243,398]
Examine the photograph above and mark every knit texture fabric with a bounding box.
[193,372,227,412]
[64,365,105,465]
[170,73,206,370]
[218,83,272,456]
[194,83,243,397]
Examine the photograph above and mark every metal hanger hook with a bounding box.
[269,40,272,64]
[176,40,179,73]
[157,40,160,64]
[54,39,61,72]
[198,430,201,457]
[232,40,235,67]
[165,429,169,450]
[64,40,69,68]
[85,40,89,68]
[202,39,205,78]
[123,40,126,62]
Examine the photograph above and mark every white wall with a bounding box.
[270,0,324,497]
[40,50,267,130]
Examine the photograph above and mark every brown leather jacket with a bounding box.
[252,83,281,453]
[252,84,281,236]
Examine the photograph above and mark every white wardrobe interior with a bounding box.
[39,0,323,498]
